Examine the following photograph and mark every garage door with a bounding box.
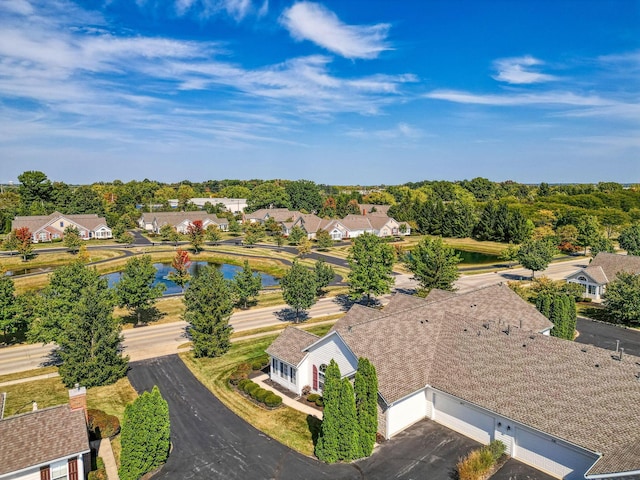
[433,392,493,444]
[515,427,597,480]
[387,390,427,437]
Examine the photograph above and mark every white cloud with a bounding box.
[492,56,558,84]
[280,2,391,59]
[171,0,264,21]
[425,90,609,107]
[346,122,424,140]
[0,0,34,15]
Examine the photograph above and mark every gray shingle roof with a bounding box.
[358,204,391,216]
[265,327,318,366]
[12,212,109,232]
[245,209,300,223]
[583,252,640,285]
[0,405,89,476]
[151,211,226,226]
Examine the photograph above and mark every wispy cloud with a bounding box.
[425,90,610,107]
[492,56,558,84]
[346,122,424,140]
[280,2,391,59]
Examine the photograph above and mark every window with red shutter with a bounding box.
[68,458,78,480]
[312,365,318,391]
[40,466,51,480]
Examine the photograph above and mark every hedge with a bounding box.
[457,440,506,480]
[264,393,283,407]
[230,374,283,409]
[307,393,320,403]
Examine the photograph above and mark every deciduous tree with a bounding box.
[517,238,557,279]
[13,227,33,261]
[63,225,82,254]
[167,249,191,292]
[618,224,640,256]
[281,260,317,322]
[116,255,165,325]
[316,230,334,250]
[404,237,461,292]
[347,233,395,305]
[186,220,204,253]
[314,259,335,296]
[205,224,221,245]
[602,272,640,326]
[0,275,17,341]
[183,265,234,357]
[119,386,170,480]
[232,260,262,309]
[288,226,306,245]
[244,222,265,245]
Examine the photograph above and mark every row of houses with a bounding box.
[267,284,640,480]
[11,212,112,243]
[138,211,229,234]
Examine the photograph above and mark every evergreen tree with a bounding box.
[403,237,461,293]
[535,293,576,340]
[63,225,82,254]
[116,255,165,325]
[354,357,378,458]
[0,275,17,341]
[183,265,234,357]
[281,260,317,322]
[314,259,335,296]
[347,233,395,305]
[337,377,359,461]
[57,275,128,387]
[315,360,341,463]
[119,386,170,480]
[232,260,262,309]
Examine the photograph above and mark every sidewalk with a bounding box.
[90,438,119,480]
[253,373,323,419]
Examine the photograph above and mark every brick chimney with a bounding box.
[68,384,88,422]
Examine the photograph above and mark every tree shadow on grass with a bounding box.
[306,414,322,446]
[120,307,166,327]
[274,308,310,323]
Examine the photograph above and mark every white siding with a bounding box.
[432,391,493,444]
[269,358,299,394]
[515,427,597,480]
[306,334,357,393]
[387,389,428,437]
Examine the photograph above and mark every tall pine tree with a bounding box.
[337,377,358,461]
[58,273,128,387]
[183,265,234,357]
[354,357,378,458]
[315,360,342,463]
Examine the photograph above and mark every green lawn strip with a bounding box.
[0,366,58,384]
[179,336,317,456]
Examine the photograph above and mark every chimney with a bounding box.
[69,384,88,422]
[32,401,38,411]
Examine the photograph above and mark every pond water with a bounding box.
[104,262,279,295]
[454,249,500,265]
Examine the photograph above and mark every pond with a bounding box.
[104,262,279,296]
[454,249,500,265]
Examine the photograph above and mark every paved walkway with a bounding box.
[253,373,323,419]
[0,371,60,388]
[90,438,119,480]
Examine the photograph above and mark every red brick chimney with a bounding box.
[68,384,88,423]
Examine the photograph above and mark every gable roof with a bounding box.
[295,214,331,234]
[152,211,226,226]
[0,405,89,476]
[359,204,391,216]
[581,252,640,285]
[265,327,319,366]
[12,212,109,232]
[245,208,300,223]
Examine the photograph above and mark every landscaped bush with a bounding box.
[264,393,283,407]
[315,397,323,407]
[246,382,260,396]
[229,362,252,385]
[251,354,269,370]
[307,393,320,403]
[254,388,270,402]
[237,378,250,390]
[87,409,121,440]
[457,440,506,480]
[88,456,107,480]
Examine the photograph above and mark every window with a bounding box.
[60,221,64,228]
[290,367,297,384]
[283,364,289,379]
[318,364,327,391]
[588,285,597,295]
[50,461,68,480]
[279,361,285,377]
[272,358,277,373]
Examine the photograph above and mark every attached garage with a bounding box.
[432,391,493,444]
[387,390,428,437]
[515,427,597,480]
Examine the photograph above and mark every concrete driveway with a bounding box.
[128,355,483,480]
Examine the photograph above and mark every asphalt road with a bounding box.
[575,317,640,357]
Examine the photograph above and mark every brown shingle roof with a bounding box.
[382,293,429,314]
[584,252,640,284]
[358,204,391,216]
[152,211,226,226]
[424,289,457,303]
[340,214,374,231]
[0,405,89,476]
[265,327,318,366]
[12,212,109,232]
[245,209,300,223]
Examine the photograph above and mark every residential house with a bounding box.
[12,213,112,243]
[267,284,640,479]
[291,214,332,240]
[321,214,410,240]
[243,208,301,225]
[358,204,391,216]
[566,252,640,301]
[167,198,247,213]
[0,387,90,480]
[140,212,228,234]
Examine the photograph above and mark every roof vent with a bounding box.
[522,344,527,348]
[529,335,535,340]
[463,328,468,332]
[581,348,587,353]
[483,322,490,330]
[595,364,600,368]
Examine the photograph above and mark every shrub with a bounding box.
[457,441,506,480]
[229,362,251,385]
[89,456,107,480]
[302,385,311,396]
[307,393,320,403]
[251,360,265,371]
[87,409,121,440]
[315,397,324,407]
[237,378,250,390]
[255,388,270,402]
[264,393,283,407]
[246,382,260,396]
[487,440,506,462]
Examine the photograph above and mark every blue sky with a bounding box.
[0,0,638,185]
